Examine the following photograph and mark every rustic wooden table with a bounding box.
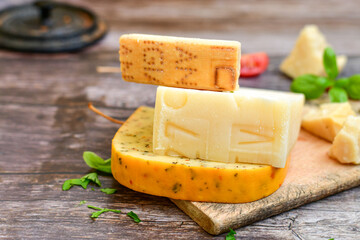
[1,0,360,239]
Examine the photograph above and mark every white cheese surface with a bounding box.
[329,116,360,164]
[280,25,347,78]
[153,86,304,168]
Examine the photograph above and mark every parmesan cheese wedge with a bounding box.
[329,116,360,164]
[302,102,356,142]
[119,34,241,91]
[111,107,289,203]
[280,25,347,79]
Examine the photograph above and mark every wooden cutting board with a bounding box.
[171,129,360,235]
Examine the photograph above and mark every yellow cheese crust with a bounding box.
[119,34,241,91]
[111,107,289,203]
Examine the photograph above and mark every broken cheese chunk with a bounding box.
[153,86,304,168]
[302,102,356,142]
[111,106,289,203]
[119,34,241,91]
[280,25,347,78]
[329,116,360,164]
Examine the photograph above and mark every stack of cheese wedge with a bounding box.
[112,34,304,203]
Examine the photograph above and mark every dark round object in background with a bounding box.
[0,1,107,53]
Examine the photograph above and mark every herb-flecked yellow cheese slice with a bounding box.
[111,107,290,203]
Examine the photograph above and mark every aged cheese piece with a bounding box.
[329,116,360,164]
[280,25,347,78]
[302,102,356,142]
[153,87,304,168]
[119,34,241,91]
[111,106,289,203]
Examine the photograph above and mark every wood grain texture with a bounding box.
[172,130,360,235]
[0,0,360,239]
[1,54,360,239]
[1,0,360,55]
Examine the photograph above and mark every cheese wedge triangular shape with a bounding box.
[280,25,347,79]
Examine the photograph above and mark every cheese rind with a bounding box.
[302,102,356,142]
[280,25,347,78]
[119,34,241,91]
[329,116,360,164]
[111,106,289,203]
[153,87,304,168]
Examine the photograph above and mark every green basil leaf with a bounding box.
[346,74,360,100]
[329,87,348,103]
[290,74,332,99]
[334,78,349,88]
[127,211,141,223]
[81,173,101,187]
[100,188,117,194]
[83,151,112,174]
[62,179,86,191]
[78,200,87,206]
[323,47,338,79]
[226,228,236,240]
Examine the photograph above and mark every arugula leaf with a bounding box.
[63,179,89,191]
[329,87,348,102]
[101,188,117,194]
[323,47,338,79]
[83,151,112,174]
[88,205,121,219]
[81,173,101,187]
[346,74,360,100]
[290,74,332,99]
[127,211,141,223]
[226,228,236,240]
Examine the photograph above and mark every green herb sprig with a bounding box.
[226,228,236,240]
[83,151,112,174]
[62,172,101,191]
[290,47,360,102]
[87,205,121,218]
[127,211,141,223]
[87,205,141,223]
[78,200,87,206]
[100,188,117,194]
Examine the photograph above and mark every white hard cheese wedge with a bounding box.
[329,116,360,164]
[280,25,347,79]
[153,86,304,168]
[302,102,356,142]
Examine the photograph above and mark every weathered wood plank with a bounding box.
[0,173,359,239]
[1,0,359,55]
[1,1,360,237]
